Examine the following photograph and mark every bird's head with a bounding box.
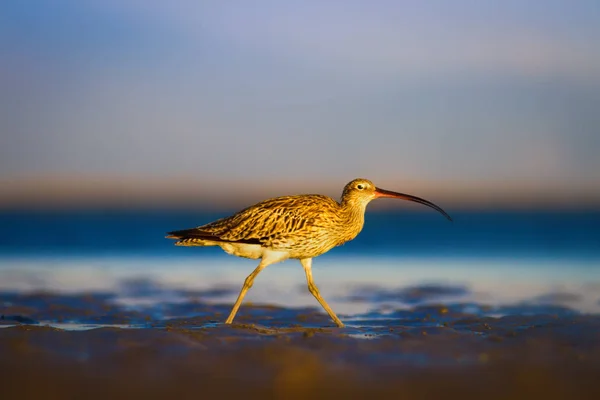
[342,178,452,221]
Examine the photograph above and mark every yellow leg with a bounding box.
[300,258,344,328]
[225,262,267,324]
[225,251,287,324]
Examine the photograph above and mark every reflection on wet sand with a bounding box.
[1,256,600,398]
[1,290,600,398]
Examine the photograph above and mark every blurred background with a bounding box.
[1,1,599,321]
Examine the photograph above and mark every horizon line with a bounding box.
[1,175,599,211]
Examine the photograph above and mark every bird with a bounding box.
[166,178,452,328]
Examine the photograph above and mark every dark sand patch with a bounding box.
[342,283,470,304]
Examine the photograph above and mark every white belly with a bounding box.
[219,242,267,259]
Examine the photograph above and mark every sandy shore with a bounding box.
[2,291,600,399]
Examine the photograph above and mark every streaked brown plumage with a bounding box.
[166,178,452,327]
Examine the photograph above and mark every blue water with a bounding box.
[1,209,599,260]
[1,208,600,322]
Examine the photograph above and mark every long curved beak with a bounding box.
[374,187,453,221]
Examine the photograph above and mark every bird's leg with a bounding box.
[225,261,267,324]
[225,250,289,325]
[300,258,345,328]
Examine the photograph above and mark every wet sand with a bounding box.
[2,291,600,399]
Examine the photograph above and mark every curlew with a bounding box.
[166,178,452,327]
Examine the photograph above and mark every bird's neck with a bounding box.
[339,197,368,240]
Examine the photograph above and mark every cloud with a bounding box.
[1,0,599,203]
[92,1,600,83]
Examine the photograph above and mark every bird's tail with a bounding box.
[166,228,261,246]
[165,230,185,240]
[166,229,218,247]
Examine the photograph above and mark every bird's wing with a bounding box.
[170,194,335,246]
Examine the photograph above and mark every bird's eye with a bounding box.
[357,184,365,190]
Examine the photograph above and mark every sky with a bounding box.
[1,1,599,208]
